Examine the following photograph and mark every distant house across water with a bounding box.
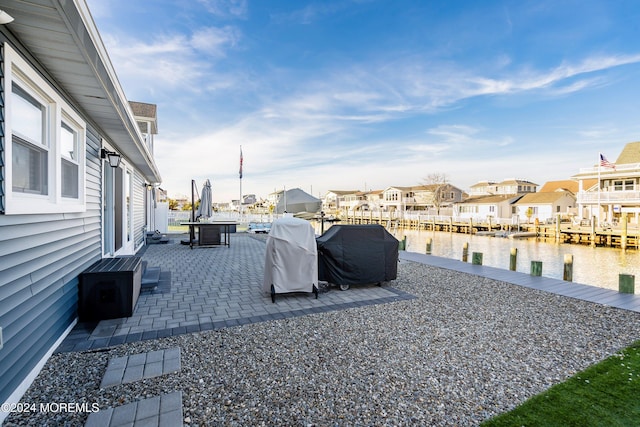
[573,142,640,226]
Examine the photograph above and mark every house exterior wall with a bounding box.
[572,144,640,224]
[0,119,103,407]
[381,185,465,211]
[322,193,336,211]
[0,44,4,214]
[515,204,551,222]
[514,195,575,222]
[469,182,496,196]
[322,191,365,211]
[381,188,408,211]
[0,27,156,411]
[456,203,499,220]
[365,192,384,210]
[576,171,640,224]
[470,180,537,196]
[455,201,515,220]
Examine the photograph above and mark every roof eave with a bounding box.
[2,0,161,183]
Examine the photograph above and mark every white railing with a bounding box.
[167,211,283,228]
[168,211,191,227]
[577,191,640,204]
[577,163,640,174]
[168,210,552,230]
[342,210,513,225]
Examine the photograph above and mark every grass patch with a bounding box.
[482,340,640,427]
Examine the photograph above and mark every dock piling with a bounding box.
[563,254,573,282]
[619,274,635,294]
[472,252,483,265]
[621,213,628,250]
[462,242,469,262]
[531,261,543,276]
[398,236,407,251]
[426,238,432,255]
[509,248,517,271]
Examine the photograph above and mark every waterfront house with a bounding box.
[323,189,389,213]
[364,189,384,210]
[469,178,538,196]
[0,1,162,416]
[469,180,497,196]
[512,191,576,223]
[511,179,597,223]
[538,179,596,194]
[572,142,640,226]
[453,194,523,222]
[381,184,465,213]
[323,190,363,212]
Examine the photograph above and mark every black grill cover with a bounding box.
[316,224,399,286]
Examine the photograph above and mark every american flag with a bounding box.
[239,146,243,179]
[600,153,615,169]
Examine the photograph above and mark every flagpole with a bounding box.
[597,152,601,226]
[239,145,243,219]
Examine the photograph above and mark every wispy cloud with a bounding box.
[271,2,351,25]
[405,125,513,157]
[101,25,242,94]
[427,125,480,142]
[197,0,248,19]
[247,51,640,131]
[463,53,640,96]
[190,26,242,55]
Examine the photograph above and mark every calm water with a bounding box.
[312,221,640,292]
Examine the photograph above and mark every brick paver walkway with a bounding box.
[58,233,414,353]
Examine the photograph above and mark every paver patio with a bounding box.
[57,233,415,353]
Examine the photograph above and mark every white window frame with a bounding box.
[4,43,86,214]
[10,81,50,196]
[60,114,81,199]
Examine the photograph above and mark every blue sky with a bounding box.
[86,0,640,202]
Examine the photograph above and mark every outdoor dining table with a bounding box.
[181,221,237,249]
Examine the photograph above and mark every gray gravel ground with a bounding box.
[6,261,640,426]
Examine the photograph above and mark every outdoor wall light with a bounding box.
[101,148,122,168]
[0,10,14,25]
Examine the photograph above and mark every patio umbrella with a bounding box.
[196,179,213,220]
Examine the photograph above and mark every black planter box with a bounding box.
[199,225,221,245]
[79,257,142,321]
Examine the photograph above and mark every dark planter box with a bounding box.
[199,225,221,245]
[79,257,142,321]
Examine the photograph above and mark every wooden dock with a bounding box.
[399,251,640,312]
[339,212,640,249]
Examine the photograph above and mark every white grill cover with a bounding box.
[263,216,318,294]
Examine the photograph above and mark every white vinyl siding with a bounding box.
[0,121,102,408]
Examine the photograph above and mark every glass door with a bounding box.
[103,160,114,255]
[103,160,124,256]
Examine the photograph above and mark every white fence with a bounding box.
[167,209,521,228]
[167,211,283,228]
